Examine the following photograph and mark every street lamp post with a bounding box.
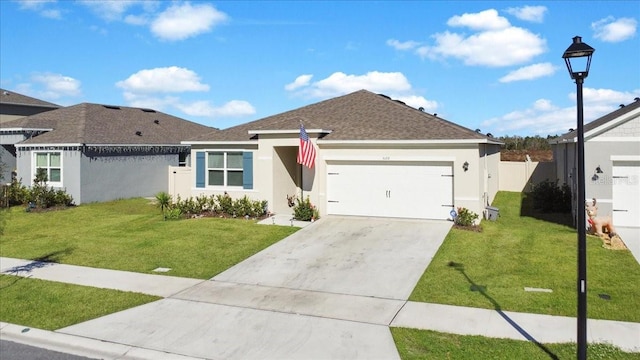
[562,35,595,360]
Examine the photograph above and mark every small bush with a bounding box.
[531,179,571,213]
[165,207,183,220]
[293,196,319,222]
[2,172,74,209]
[454,207,479,227]
[169,193,269,220]
[216,193,233,214]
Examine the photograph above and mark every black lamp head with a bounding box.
[562,36,595,80]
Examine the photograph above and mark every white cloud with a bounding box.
[17,0,56,10]
[499,63,557,83]
[17,0,61,19]
[118,67,254,119]
[481,88,640,136]
[116,66,209,93]
[505,6,547,23]
[392,9,547,67]
[447,9,510,31]
[289,71,412,98]
[150,2,228,41]
[592,17,637,42]
[419,26,546,67]
[285,74,313,91]
[285,71,438,112]
[174,99,255,117]
[78,0,139,22]
[393,95,438,113]
[386,39,420,51]
[30,72,82,99]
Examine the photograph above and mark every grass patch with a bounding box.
[391,328,639,360]
[0,198,299,279]
[0,275,159,330]
[409,191,640,322]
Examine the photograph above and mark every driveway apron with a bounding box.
[59,217,452,360]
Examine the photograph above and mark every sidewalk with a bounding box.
[1,256,639,359]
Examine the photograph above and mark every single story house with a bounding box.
[184,89,503,220]
[1,88,61,182]
[1,102,215,204]
[550,97,640,229]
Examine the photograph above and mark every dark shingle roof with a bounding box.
[5,103,215,145]
[553,98,640,142]
[190,90,493,142]
[0,88,60,108]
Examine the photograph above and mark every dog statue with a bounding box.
[585,198,617,238]
[287,194,296,208]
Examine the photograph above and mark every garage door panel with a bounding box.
[327,162,453,220]
[613,164,640,228]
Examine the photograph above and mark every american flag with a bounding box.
[297,123,316,168]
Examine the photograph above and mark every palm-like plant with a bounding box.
[155,192,172,220]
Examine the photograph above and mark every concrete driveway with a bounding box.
[60,217,452,360]
[617,226,640,264]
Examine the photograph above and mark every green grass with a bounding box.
[391,328,640,360]
[0,198,299,279]
[0,275,159,330]
[410,191,640,322]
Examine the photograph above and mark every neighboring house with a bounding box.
[550,97,640,229]
[184,89,502,221]
[1,88,61,182]
[1,102,215,204]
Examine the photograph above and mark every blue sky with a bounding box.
[1,1,639,136]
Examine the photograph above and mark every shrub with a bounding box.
[293,196,319,221]
[5,178,29,206]
[531,179,571,213]
[4,169,75,210]
[216,193,233,214]
[454,207,479,227]
[166,193,269,220]
[165,207,183,220]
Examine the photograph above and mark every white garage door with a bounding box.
[612,162,640,228]
[326,161,453,220]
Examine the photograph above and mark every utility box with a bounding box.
[485,206,499,221]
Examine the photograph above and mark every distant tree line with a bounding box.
[498,135,559,151]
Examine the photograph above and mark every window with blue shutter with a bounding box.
[195,152,205,188]
[243,152,253,189]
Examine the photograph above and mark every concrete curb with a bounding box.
[0,322,203,360]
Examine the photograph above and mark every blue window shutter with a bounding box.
[243,152,253,189]
[195,152,205,188]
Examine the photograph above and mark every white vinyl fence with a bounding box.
[499,161,556,192]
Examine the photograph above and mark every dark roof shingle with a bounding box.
[0,88,60,108]
[6,103,215,145]
[190,90,492,142]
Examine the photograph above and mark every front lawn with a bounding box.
[0,275,159,330]
[391,328,638,360]
[0,198,299,279]
[409,191,640,322]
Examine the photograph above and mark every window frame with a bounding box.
[206,151,244,188]
[33,151,63,187]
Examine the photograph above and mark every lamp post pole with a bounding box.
[562,35,594,360]
[575,72,587,360]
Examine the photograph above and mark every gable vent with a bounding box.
[141,108,156,113]
[103,105,121,110]
[135,131,142,136]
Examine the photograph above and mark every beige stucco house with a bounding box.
[183,90,502,221]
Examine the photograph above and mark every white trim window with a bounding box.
[207,152,243,187]
[34,152,62,186]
